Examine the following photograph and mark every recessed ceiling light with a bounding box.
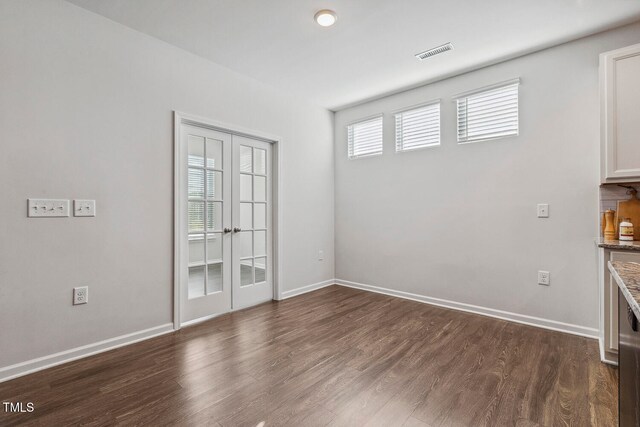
[315,9,337,27]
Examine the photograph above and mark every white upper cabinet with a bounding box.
[600,43,640,183]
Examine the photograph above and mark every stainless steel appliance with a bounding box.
[619,289,640,426]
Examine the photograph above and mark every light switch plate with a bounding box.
[74,200,96,217]
[28,199,70,217]
[537,203,549,218]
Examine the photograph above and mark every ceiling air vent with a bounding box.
[415,42,454,61]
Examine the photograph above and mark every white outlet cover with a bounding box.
[538,271,550,286]
[73,286,89,305]
[74,200,96,217]
[28,199,70,217]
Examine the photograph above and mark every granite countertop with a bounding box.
[608,261,640,319]
[596,238,640,251]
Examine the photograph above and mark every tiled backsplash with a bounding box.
[600,183,640,233]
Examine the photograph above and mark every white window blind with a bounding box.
[347,116,383,159]
[456,79,519,143]
[395,102,440,152]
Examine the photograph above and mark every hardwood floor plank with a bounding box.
[0,286,617,426]
[587,343,618,426]
[403,417,433,427]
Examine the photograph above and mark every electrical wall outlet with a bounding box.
[27,199,70,217]
[538,271,550,286]
[74,200,96,217]
[73,286,89,305]
[318,250,324,261]
[537,203,549,218]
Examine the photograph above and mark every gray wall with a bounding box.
[0,0,334,368]
[334,22,640,331]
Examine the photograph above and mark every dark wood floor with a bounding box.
[0,286,617,426]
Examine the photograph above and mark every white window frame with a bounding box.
[454,78,520,144]
[394,100,441,152]
[346,114,384,159]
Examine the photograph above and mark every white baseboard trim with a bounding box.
[280,279,335,300]
[599,338,619,366]
[1,277,600,383]
[335,279,599,340]
[0,323,174,383]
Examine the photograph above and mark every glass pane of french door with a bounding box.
[187,135,224,298]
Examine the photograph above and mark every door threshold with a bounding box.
[180,298,275,329]
[180,312,225,328]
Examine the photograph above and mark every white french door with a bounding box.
[232,136,273,310]
[179,125,232,323]
[178,124,273,325]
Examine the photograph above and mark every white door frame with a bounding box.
[173,111,284,330]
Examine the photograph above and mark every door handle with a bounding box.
[223,227,232,233]
[233,227,242,233]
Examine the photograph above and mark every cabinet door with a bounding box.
[601,43,640,182]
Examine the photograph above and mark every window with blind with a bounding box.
[347,115,383,159]
[456,79,520,143]
[395,102,440,152]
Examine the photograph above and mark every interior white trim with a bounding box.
[273,277,599,339]
[391,99,441,115]
[599,339,619,366]
[1,275,602,383]
[173,111,284,329]
[279,279,335,300]
[0,323,174,383]
[345,113,384,128]
[452,77,521,100]
[334,279,599,339]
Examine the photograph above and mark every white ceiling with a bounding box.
[67,0,640,110]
